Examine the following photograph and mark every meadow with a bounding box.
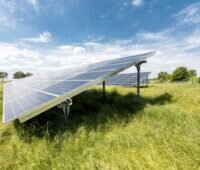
[0,82,200,169]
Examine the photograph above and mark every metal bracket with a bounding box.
[58,99,73,125]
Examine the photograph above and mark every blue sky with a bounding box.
[0,0,200,77]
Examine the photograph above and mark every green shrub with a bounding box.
[188,69,197,78]
[158,71,170,82]
[171,67,189,82]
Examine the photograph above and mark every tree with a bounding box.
[188,69,197,78]
[13,71,33,79]
[158,71,170,82]
[0,72,8,78]
[26,72,33,77]
[0,72,8,82]
[13,71,26,79]
[171,67,189,82]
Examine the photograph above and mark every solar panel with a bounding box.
[106,72,151,86]
[3,52,155,123]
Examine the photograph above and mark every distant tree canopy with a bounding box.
[26,72,33,77]
[0,72,8,79]
[158,72,170,82]
[157,67,197,83]
[171,67,190,82]
[13,71,33,79]
[13,71,26,79]
[188,69,197,78]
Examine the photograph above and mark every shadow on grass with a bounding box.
[13,88,172,142]
[132,85,149,88]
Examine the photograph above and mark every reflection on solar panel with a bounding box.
[3,52,155,123]
[106,72,151,86]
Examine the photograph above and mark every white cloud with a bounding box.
[21,32,52,43]
[0,16,16,30]
[27,0,38,6]
[136,31,168,41]
[0,43,41,73]
[174,2,200,25]
[1,2,200,78]
[0,0,16,13]
[133,29,200,76]
[132,0,143,7]
[0,0,18,30]
[185,30,200,47]
[1,27,200,78]
[73,47,86,55]
[57,45,86,55]
[57,45,73,50]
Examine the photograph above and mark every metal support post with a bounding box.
[61,99,73,125]
[135,61,147,97]
[103,80,106,100]
[146,76,148,87]
[136,64,141,96]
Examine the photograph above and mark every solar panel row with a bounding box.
[3,52,155,123]
[106,72,151,86]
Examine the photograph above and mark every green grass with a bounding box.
[0,82,200,169]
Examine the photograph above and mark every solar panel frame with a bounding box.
[3,52,155,123]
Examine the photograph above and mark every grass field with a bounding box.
[0,82,200,169]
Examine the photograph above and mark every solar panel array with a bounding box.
[106,72,151,86]
[3,52,154,123]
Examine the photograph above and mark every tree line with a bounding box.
[157,66,198,82]
[0,71,33,81]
